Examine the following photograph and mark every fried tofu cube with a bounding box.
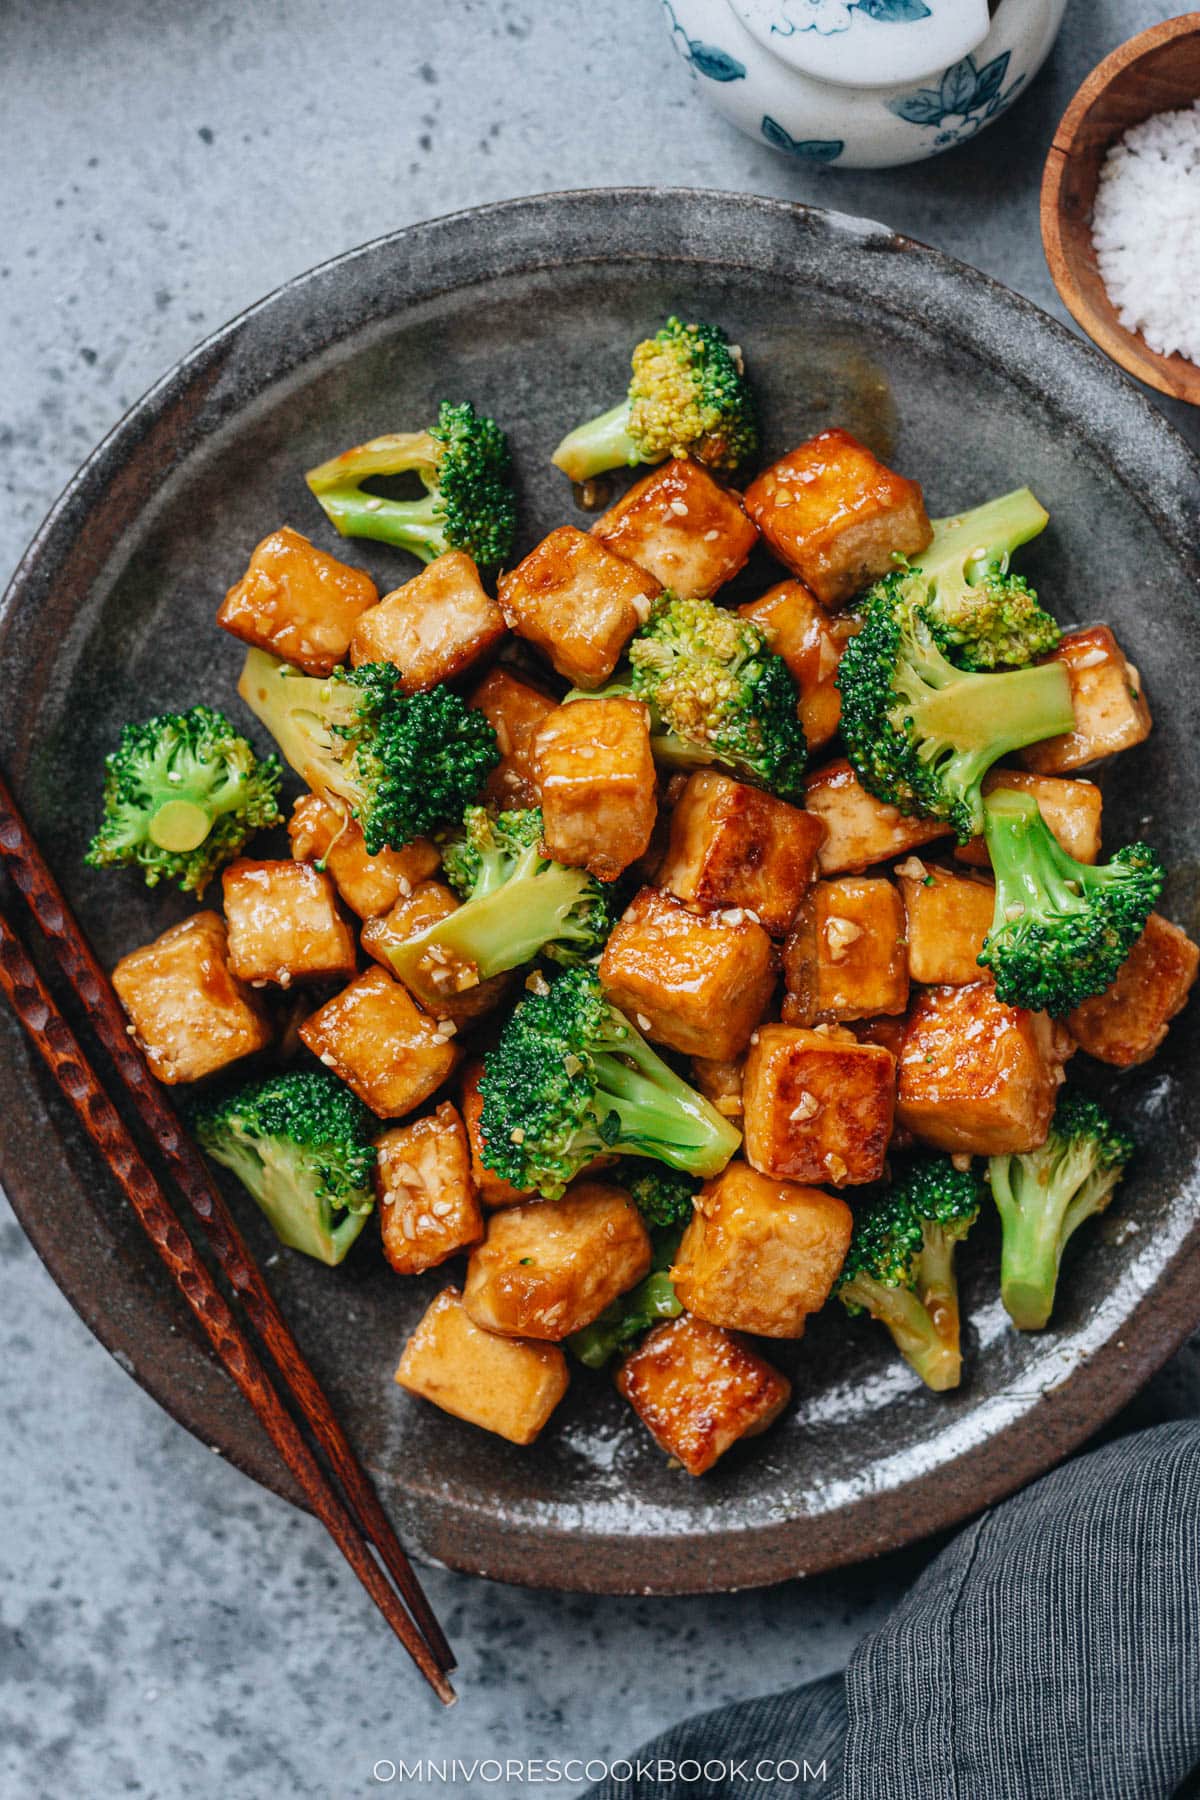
[896,860,995,986]
[361,880,508,1028]
[617,1315,791,1476]
[671,1159,853,1334]
[376,1102,483,1275]
[742,1024,895,1187]
[463,1181,653,1340]
[469,666,559,809]
[739,579,857,751]
[221,858,357,988]
[592,457,758,598]
[956,770,1103,869]
[395,1287,568,1446]
[743,428,931,609]
[498,526,659,688]
[535,697,657,881]
[655,769,825,936]
[599,885,775,1060]
[1067,913,1199,1067]
[460,1060,536,1208]
[896,981,1068,1155]
[299,967,459,1118]
[804,759,953,875]
[691,1054,744,1119]
[112,911,271,1084]
[782,876,908,1024]
[217,526,377,676]
[287,793,439,919]
[1019,626,1152,774]
[349,551,505,691]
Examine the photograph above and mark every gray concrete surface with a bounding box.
[2,2,1197,1796]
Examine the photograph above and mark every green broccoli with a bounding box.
[193,1069,377,1266]
[567,1227,685,1369]
[305,401,517,566]
[836,1154,983,1391]
[988,1091,1134,1331]
[977,787,1163,1015]
[836,577,1075,840]
[616,1161,701,1233]
[551,316,758,484]
[238,648,498,853]
[85,705,282,895]
[477,966,742,1201]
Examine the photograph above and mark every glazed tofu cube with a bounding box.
[671,1159,853,1334]
[463,1181,652,1340]
[376,1102,484,1276]
[222,859,357,987]
[957,770,1103,869]
[216,526,378,676]
[599,885,775,1060]
[395,1288,568,1446]
[655,769,825,936]
[592,457,758,598]
[782,876,908,1024]
[1067,913,1199,1067]
[349,551,505,691]
[617,1315,791,1476]
[299,967,459,1118]
[469,666,559,809]
[112,911,271,1084]
[460,1060,536,1208]
[804,759,952,875]
[896,981,1068,1155]
[896,861,994,985]
[287,793,440,919]
[361,880,508,1028]
[691,1054,744,1120]
[498,526,659,688]
[742,1024,895,1187]
[535,698,657,881]
[1019,626,1152,774]
[739,579,858,750]
[743,428,931,609]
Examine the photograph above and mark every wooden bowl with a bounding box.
[1041,14,1200,405]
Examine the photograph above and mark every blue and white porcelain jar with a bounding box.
[658,0,1068,169]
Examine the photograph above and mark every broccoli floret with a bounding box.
[616,1161,701,1232]
[238,649,498,853]
[551,316,758,483]
[305,401,517,567]
[85,705,282,895]
[193,1069,377,1266]
[977,787,1164,1015]
[988,1091,1134,1331]
[567,1223,686,1369]
[837,1154,983,1391]
[836,577,1075,840]
[477,966,741,1200]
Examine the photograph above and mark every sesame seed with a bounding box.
[431,1199,453,1218]
[318,1052,336,1067]
[669,499,689,516]
[790,1091,820,1122]
[395,876,412,898]
[636,1012,653,1032]
[703,528,720,541]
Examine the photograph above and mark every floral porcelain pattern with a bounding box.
[888,50,1026,146]
[661,0,747,81]
[768,0,931,35]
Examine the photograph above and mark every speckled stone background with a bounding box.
[2,3,1198,1796]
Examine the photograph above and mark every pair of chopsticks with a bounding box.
[0,771,456,1705]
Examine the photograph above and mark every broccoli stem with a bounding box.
[237,649,361,809]
[147,798,215,853]
[917,659,1074,760]
[210,1137,368,1266]
[919,487,1050,581]
[569,1271,683,1369]
[389,861,597,985]
[991,1147,1110,1331]
[841,1272,962,1391]
[551,400,646,483]
[307,487,448,559]
[593,1040,742,1178]
[915,1222,964,1380]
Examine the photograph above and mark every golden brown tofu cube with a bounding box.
[299,967,459,1118]
[739,579,858,750]
[287,793,440,919]
[655,769,825,937]
[112,911,272,1085]
[783,876,908,1025]
[221,858,357,988]
[896,981,1068,1155]
[469,666,559,809]
[460,1060,536,1208]
[1019,626,1152,774]
[592,457,758,598]
[463,1181,652,1340]
[216,526,377,676]
[376,1102,483,1276]
[361,880,508,1028]
[498,526,659,688]
[599,885,775,1061]
[804,760,953,876]
[349,551,505,692]
[742,1024,895,1187]
[956,770,1104,869]
[743,428,931,609]
[671,1159,853,1334]
[535,697,657,881]
[1067,913,1200,1067]
[617,1315,791,1476]
[896,861,994,986]
[395,1287,568,1446]
[691,1054,744,1119]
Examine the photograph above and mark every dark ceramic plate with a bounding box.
[2,190,1199,1595]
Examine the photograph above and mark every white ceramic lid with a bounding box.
[727,0,992,90]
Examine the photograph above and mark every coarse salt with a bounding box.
[1092,101,1200,365]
